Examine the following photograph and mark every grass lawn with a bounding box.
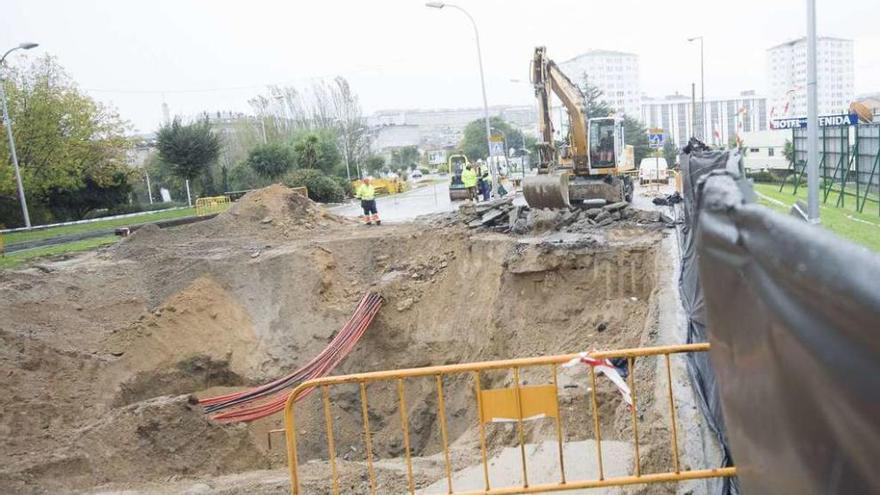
[2,207,197,245]
[753,183,880,252]
[0,235,119,270]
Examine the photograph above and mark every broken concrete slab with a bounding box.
[603,201,628,212]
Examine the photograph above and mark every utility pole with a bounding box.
[0,42,39,228]
[691,83,697,140]
[688,36,705,141]
[806,0,820,223]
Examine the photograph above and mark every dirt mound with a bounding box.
[78,395,270,481]
[4,395,270,494]
[112,185,351,260]
[102,275,261,383]
[222,184,350,234]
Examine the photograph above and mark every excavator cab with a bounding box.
[589,117,620,168]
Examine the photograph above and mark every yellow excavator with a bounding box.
[523,47,634,209]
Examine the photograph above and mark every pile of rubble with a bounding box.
[443,196,674,234]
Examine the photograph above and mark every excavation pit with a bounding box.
[0,186,694,495]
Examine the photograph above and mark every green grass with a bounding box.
[753,183,880,252]
[2,207,197,244]
[0,235,119,270]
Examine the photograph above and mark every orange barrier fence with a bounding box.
[283,343,735,494]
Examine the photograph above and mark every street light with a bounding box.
[687,36,705,143]
[425,2,498,197]
[1,41,39,228]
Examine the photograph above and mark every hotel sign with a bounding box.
[770,113,859,130]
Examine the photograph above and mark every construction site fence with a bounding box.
[781,122,880,214]
[194,195,231,217]
[283,343,735,495]
[352,178,408,196]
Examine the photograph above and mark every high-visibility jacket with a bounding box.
[461,168,478,188]
[356,183,376,200]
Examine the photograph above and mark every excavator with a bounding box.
[523,47,634,209]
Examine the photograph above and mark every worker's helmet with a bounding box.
[364,176,373,182]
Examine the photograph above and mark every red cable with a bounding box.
[201,293,382,423]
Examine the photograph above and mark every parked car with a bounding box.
[638,157,669,184]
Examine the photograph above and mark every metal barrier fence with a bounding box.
[283,343,735,494]
[194,195,231,216]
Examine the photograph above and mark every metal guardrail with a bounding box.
[283,343,735,494]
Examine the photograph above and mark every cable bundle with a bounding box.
[200,292,383,423]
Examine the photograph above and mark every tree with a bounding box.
[623,116,651,166]
[0,55,133,225]
[292,130,341,174]
[330,77,371,180]
[580,76,613,118]
[246,142,295,180]
[390,146,420,171]
[459,116,525,161]
[662,139,679,168]
[156,117,221,190]
[364,155,386,176]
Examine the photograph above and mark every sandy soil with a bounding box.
[0,185,687,495]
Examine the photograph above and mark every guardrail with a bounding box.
[283,343,735,494]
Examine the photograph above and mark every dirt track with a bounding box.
[0,185,694,494]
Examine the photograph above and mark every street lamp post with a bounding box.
[1,42,39,228]
[687,36,705,142]
[805,0,820,223]
[426,2,498,198]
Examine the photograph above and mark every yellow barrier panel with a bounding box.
[352,178,408,196]
[194,195,231,217]
[283,343,736,494]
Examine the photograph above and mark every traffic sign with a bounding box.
[648,128,664,149]
[489,140,505,156]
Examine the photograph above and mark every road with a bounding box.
[331,178,670,223]
[331,181,460,222]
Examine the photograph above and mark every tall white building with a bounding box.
[558,50,641,118]
[641,91,768,148]
[767,37,854,118]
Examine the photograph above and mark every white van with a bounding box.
[638,157,669,184]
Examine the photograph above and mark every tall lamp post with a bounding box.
[426,2,498,197]
[805,0,819,223]
[687,36,705,142]
[0,42,39,228]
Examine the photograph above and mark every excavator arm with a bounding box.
[531,46,590,174]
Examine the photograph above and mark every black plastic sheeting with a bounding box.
[678,147,742,495]
[683,148,880,493]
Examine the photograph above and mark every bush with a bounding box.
[419,167,430,175]
[330,176,354,198]
[746,169,787,184]
[283,169,345,203]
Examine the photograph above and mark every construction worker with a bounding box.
[356,177,380,225]
[479,165,492,201]
[461,164,478,201]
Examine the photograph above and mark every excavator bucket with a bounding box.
[523,173,570,209]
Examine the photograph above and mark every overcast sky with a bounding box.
[3,0,878,133]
